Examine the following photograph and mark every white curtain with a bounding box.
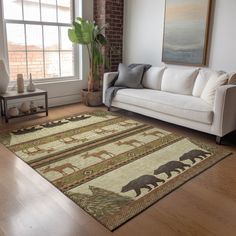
[0,0,8,70]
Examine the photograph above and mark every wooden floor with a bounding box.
[0,104,236,236]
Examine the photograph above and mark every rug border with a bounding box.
[0,109,113,133]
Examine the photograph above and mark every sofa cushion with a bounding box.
[161,68,199,95]
[192,69,224,97]
[113,89,213,124]
[192,70,210,97]
[114,63,145,89]
[142,67,165,90]
[201,73,229,105]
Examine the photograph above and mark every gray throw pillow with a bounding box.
[114,63,145,89]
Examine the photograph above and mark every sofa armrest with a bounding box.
[212,84,236,136]
[102,72,118,103]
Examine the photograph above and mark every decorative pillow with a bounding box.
[201,73,229,105]
[128,63,152,73]
[228,73,236,84]
[192,69,224,97]
[111,63,152,86]
[142,67,166,90]
[114,64,145,88]
[161,68,199,95]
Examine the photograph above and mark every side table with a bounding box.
[0,89,48,123]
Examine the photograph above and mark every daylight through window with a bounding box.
[3,0,74,80]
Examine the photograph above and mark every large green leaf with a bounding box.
[68,17,109,88]
[68,29,79,43]
[74,21,91,44]
[80,18,94,43]
[73,22,86,44]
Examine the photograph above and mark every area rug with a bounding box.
[0,111,231,230]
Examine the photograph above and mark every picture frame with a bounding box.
[162,0,212,66]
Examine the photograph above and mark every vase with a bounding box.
[17,74,24,93]
[0,60,9,94]
[27,73,36,92]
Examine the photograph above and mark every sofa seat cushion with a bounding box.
[113,89,214,124]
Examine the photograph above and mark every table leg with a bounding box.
[4,99,8,123]
[45,92,48,116]
[0,99,4,116]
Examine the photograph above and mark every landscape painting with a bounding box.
[162,0,212,65]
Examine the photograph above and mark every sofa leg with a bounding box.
[216,136,222,145]
[107,107,111,112]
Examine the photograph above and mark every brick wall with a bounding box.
[8,43,73,80]
[94,0,124,72]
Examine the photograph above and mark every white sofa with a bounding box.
[103,67,236,144]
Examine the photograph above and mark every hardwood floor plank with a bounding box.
[0,103,235,235]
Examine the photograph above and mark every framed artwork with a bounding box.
[162,0,212,66]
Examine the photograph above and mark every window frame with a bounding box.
[2,0,80,83]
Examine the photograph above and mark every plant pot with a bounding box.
[81,89,103,107]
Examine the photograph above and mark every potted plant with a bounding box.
[68,17,108,106]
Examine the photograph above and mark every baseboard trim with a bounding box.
[48,94,81,107]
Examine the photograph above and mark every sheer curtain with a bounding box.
[0,0,8,70]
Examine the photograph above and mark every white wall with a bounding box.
[123,0,236,72]
[123,0,165,67]
[0,0,93,107]
[208,0,236,71]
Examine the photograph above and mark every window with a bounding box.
[3,0,75,81]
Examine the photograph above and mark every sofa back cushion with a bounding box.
[142,67,165,90]
[192,69,225,97]
[201,73,229,105]
[161,68,199,95]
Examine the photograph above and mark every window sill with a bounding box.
[8,77,82,90]
[34,77,81,85]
